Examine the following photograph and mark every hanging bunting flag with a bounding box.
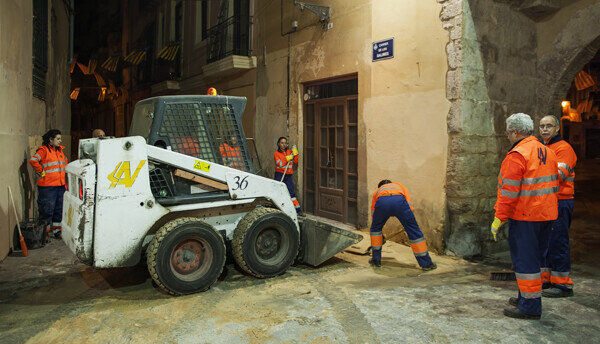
[101,55,120,72]
[124,49,147,65]
[77,62,90,75]
[87,58,98,74]
[98,87,107,102]
[574,70,595,91]
[70,88,80,100]
[158,43,181,61]
[94,73,107,87]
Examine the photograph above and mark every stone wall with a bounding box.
[440,0,540,256]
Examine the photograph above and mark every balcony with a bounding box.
[202,15,256,78]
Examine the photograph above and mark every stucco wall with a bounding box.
[0,0,71,260]
[255,0,449,251]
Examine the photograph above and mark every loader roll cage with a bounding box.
[130,95,257,174]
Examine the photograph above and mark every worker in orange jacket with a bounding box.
[29,129,68,239]
[274,136,301,214]
[492,113,559,320]
[219,135,245,170]
[539,115,576,298]
[369,180,436,270]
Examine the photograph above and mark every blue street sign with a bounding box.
[372,38,394,62]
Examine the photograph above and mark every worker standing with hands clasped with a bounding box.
[539,115,576,297]
[29,129,68,240]
[369,180,436,270]
[492,113,559,320]
[274,137,301,214]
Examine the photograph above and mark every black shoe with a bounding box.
[508,297,518,307]
[542,287,574,298]
[422,262,437,271]
[503,307,540,320]
[542,282,551,289]
[369,259,381,267]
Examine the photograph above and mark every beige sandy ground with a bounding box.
[1,233,599,344]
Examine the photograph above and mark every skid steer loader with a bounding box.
[61,95,361,295]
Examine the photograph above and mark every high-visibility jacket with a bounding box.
[494,136,559,222]
[274,149,298,174]
[29,145,68,187]
[219,143,244,170]
[371,182,414,216]
[544,135,576,200]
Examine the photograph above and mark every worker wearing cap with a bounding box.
[539,115,576,298]
[369,180,436,270]
[492,113,559,320]
[274,136,301,214]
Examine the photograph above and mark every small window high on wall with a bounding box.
[32,0,48,100]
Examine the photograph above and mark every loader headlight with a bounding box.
[207,87,217,96]
[79,179,84,200]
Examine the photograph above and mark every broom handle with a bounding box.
[280,163,290,182]
[8,186,23,237]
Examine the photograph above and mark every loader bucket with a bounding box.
[299,218,363,266]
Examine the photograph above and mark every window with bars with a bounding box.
[32,0,48,100]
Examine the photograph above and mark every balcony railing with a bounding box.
[206,15,252,64]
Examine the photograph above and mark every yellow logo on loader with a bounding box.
[67,205,74,227]
[108,160,147,188]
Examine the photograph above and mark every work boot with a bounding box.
[542,287,574,298]
[421,262,437,271]
[503,307,540,320]
[542,282,551,289]
[369,258,381,267]
[508,297,518,307]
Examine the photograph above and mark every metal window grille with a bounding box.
[158,102,252,172]
[32,0,48,100]
[149,167,174,197]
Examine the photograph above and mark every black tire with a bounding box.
[232,207,300,278]
[147,217,226,295]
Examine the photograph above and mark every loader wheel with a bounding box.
[147,217,225,295]
[233,207,299,278]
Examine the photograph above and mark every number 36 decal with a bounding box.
[231,176,249,190]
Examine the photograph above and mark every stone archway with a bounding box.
[538,3,600,116]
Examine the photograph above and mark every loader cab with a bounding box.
[129,95,255,173]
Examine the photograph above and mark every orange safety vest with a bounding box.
[371,182,414,216]
[546,136,576,200]
[219,143,244,170]
[29,145,68,187]
[495,136,559,222]
[274,149,298,174]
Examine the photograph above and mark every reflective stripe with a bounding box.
[372,245,382,250]
[409,237,425,244]
[519,186,559,197]
[29,158,39,163]
[44,167,66,173]
[502,178,521,187]
[521,174,558,185]
[558,162,574,174]
[551,271,570,277]
[515,272,541,280]
[414,252,428,257]
[540,267,551,274]
[520,291,542,299]
[52,222,62,227]
[370,231,383,236]
[500,189,519,198]
[565,177,574,182]
[41,161,64,168]
[34,154,41,160]
[558,169,566,180]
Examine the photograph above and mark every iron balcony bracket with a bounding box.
[294,0,330,27]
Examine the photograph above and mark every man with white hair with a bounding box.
[492,113,559,319]
[539,115,576,297]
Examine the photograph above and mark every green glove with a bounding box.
[490,216,506,242]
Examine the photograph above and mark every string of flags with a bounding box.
[574,70,595,91]
[157,43,181,61]
[101,55,121,72]
[124,49,147,65]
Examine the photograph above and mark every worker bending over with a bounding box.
[492,113,559,320]
[369,180,436,270]
[539,115,576,297]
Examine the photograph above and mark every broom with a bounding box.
[8,186,28,257]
